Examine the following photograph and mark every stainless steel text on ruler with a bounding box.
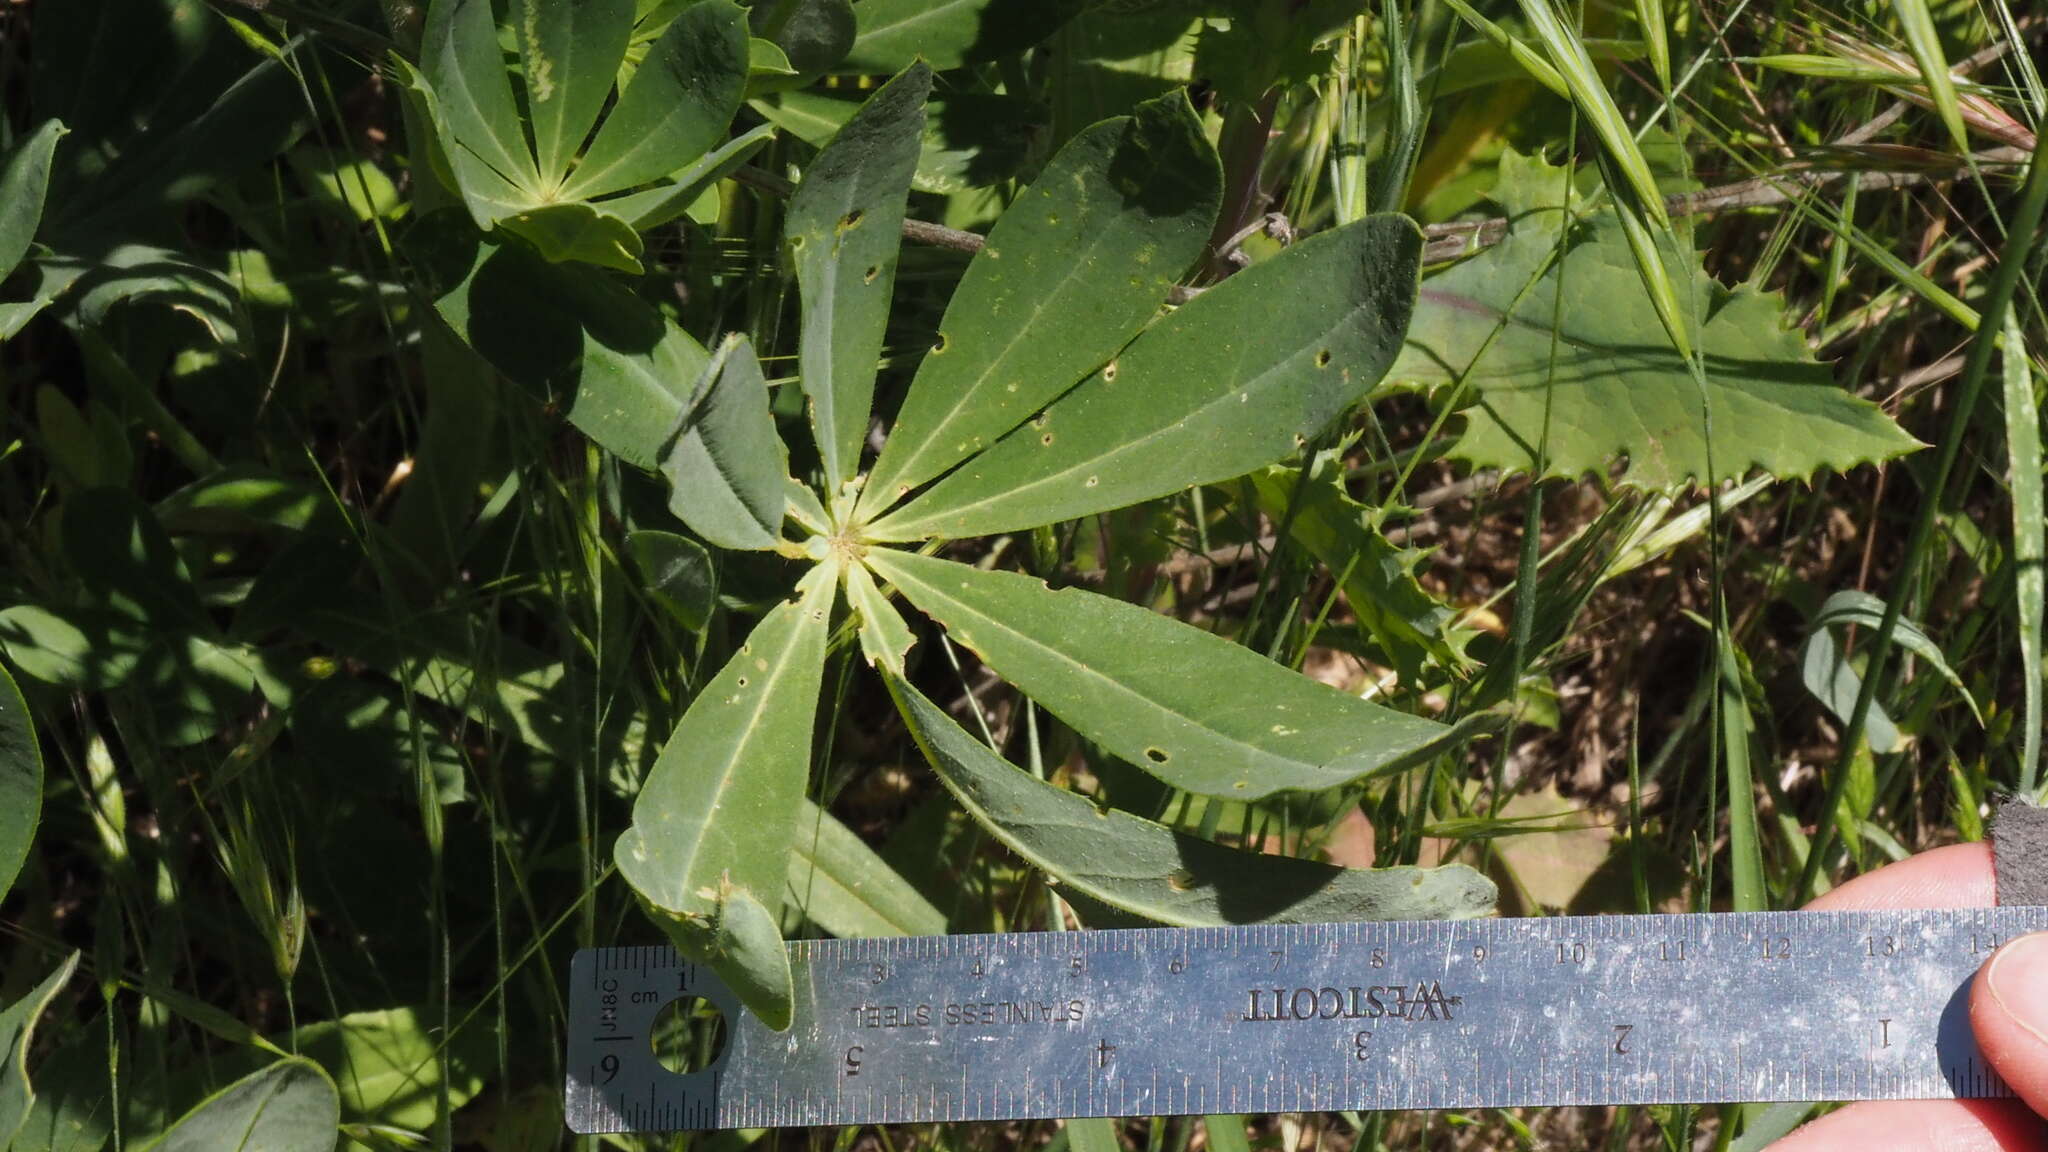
[564,907,2048,1133]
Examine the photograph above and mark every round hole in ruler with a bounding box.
[649,995,726,1076]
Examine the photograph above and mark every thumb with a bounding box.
[1971,931,2048,1117]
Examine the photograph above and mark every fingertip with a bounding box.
[1768,1098,2042,1150]
[1972,932,2048,1118]
[1806,842,1996,911]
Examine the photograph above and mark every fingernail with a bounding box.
[1987,932,2048,1045]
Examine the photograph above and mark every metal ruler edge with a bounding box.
[564,906,2048,1134]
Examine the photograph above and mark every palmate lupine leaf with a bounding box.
[1391,150,1921,484]
[515,0,635,184]
[867,550,1463,798]
[885,671,1497,923]
[0,120,65,284]
[856,90,1221,519]
[558,1,750,199]
[787,61,931,494]
[866,214,1423,541]
[614,561,837,1029]
[659,334,791,551]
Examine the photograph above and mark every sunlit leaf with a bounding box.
[787,798,945,937]
[869,550,1465,797]
[886,670,1498,922]
[858,90,1221,519]
[515,0,635,183]
[786,62,930,493]
[1392,150,1921,484]
[423,0,539,195]
[615,561,837,1030]
[869,214,1422,541]
[561,0,749,200]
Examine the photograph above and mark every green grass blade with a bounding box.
[1437,0,1568,98]
[1513,0,1668,226]
[1634,0,1668,91]
[1796,130,2048,901]
[2007,319,2045,795]
[1890,0,1970,156]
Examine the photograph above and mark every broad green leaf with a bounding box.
[868,214,1422,542]
[1391,150,1922,484]
[418,223,709,469]
[751,0,855,74]
[1248,460,1466,681]
[857,91,1221,519]
[869,550,1461,798]
[285,148,405,225]
[136,1057,340,1152]
[0,662,41,901]
[292,1008,489,1131]
[844,559,915,674]
[423,0,539,193]
[838,0,1083,73]
[787,798,945,937]
[885,670,1498,921]
[752,90,1040,196]
[515,0,635,183]
[497,201,644,272]
[598,121,775,230]
[0,120,65,283]
[786,62,931,493]
[561,0,749,200]
[1069,1120,1121,1152]
[661,334,791,551]
[0,604,148,691]
[615,561,837,1030]
[1798,589,1978,756]
[9,1014,109,1152]
[42,244,248,349]
[1204,1117,1253,1152]
[0,953,77,1147]
[628,530,717,632]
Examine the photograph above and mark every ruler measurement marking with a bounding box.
[564,907,2045,1132]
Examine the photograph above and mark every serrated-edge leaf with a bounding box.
[561,0,750,199]
[516,0,635,183]
[844,559,915,674]
[660,333,791,550]
[868,215,1422,542]
[134,1056,340,1152]
[884,669,1498,923]
[0,953,78,1147]
[614,560,836,1026]
[787,62,931,492]
[0,661,41,901]
[1397,149,1924,486]
[423,0,540,194]
[869,550,1461,798]
[787,797,945,937]
[857,91,1221,518]
[0,120,66,283]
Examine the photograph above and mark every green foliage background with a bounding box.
[0,0,2042,1148]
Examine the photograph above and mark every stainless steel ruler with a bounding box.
[563,907,2048,1134]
